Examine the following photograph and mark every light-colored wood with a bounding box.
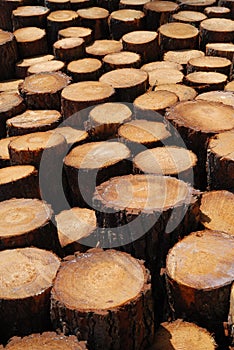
[58,26,93,44]
[53,37,85,62]
[176,0,216,11]
[119,0,150,11]
[171,10,207,27]
[0,79,23,93]
[109,9,145,40]
[200,18,234,50]
[204,6,230,18]
[196,90,234,106]
[54,126,88,147]
[148,68,183,87]
[206,42,234,63]
[103,51,141,71]
[14,27,48,58]
[0,30,18,80]
[67,58,103,82]
[154,84,197,101]
[0,136,18,168]
[86,39,122,58]
[184,71,228,92]
[143,1,178,31]
[12,6,50,30]
[141,60,183,72]
[15,54,54,79]
[77,7,109,40]
[164,49,204,66]
[225,81,234,92]
[187,55,232,76]
[27,60,65,75]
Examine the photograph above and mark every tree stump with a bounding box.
[58,26,93,44]
[171,10,207,28]
[158,23,199,54]
[5,332,87,349]
[77,7,109,40]
[19,72,71,110]
[122,30,159,63]
[51,249,154,350]
[151,320,216,350]
[61,81,115,123]
[206,43,234,64]
[0,79,23,93]
[165,100,234,189]
[176,0,216,11]
[64,141,131,207]
[0,0,23,31]
[103,51,141,71]
[67,58,103,82]
[199,18,234,50]
[0,136,18,168]
[187,56,232,77]
[166,230,234,332]
[7,109,62,136]
[45,0,70,11]
[196,90,234,106]
[163,49,204,68]
[0,247,60,342]
[53,38,85,62]
[119,0,150,11]
[109,9,145,40]
[141,60,183,72]
[184,71,228,92]
[204,5,231,18]
[148,68,184,87]
[87,101,132,139]
[99,68,148,102]
[15,54,54,79]
[154,84,197,101]
[86,39,122,59]
[0,92,26,139]
[8,130,67,168]
[200,190,234,235]
[27,60,65,75]
[0,30,18,80]
[12,6,50,30]
[143,1,178,31]
[14,27,48,58]
[55,126,88,148]
[70,0,94,11]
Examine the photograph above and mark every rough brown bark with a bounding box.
[96,0,119,12]
[143,1,178,31]
[103,51,141,71]
[109,9,145,40]
[77,7,109,40]
[0,30,18,80]
[187,56,232,77]
[45,0,70,11]
[218,0,234,17]
[86,39,122,59]
[58,26,93,44]
[70,0,94,11]
[199,18,234,50]
[12,6,50,30]
[14,27,48,58]
[67,58,103,82]
[171,10,207,28]
[15,54,54,79]
[206,43,234,63]
[53,37,85,62]
[0,0,23,31]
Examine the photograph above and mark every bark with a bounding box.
[12,6,50,30]
[67,58,103,82]
[109,9,145,40]
[14,27,48,58]
[77,7,110,40]
[58,26,93,44]
[53,37,85,62]
[0,30,18,80]
[143,1,178,31]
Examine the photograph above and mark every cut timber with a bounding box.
[55,207,97,254]
[133,146,198,186]
[0,247,60,342]
[58,26,93,45]
[151,320,216,350]
[0,79,23,93]
[219,0,234,17]
[165,100,234,189]
[15,54,54,79]
[12,6,50,30]
[96,0,119,12]
[45,0,71,11]
[87,102,132,139]
[207,131,234,192]
[14,27,48,58]
[184,71,228,92]
[77,7,109,40]
[54,126,88,148]
[158,23,199,54]
[122,30,159,63]
[154,84,197,101]
[70,0,94,11]
[200,190,234,234]
[187,56,232,77]
[143,1,178,31]
[51,249,154,350]
[0,30,18,80]
[5,332,87,349]
[171,10,207,28]
[148,68,183,87]
[53,38,85,62]
[0,136,18,168]
[86,39,122,59]
[109,9,145,40]
[204,6,231,18]
[27,60,65,75]
[9,130,67,168]
[0,165,39,201]
[7,109,62,136]
[0,0,23,31]
[67,58,102,82]
[199,18,234,50]
[166,230,234,330]
[206,43,234,63]
[163,49,204,67]
[196,90,234,106]
[19,72,71,110]
[225,81,234,92]
[118,120,171,154]
[99,68,148,102]
[64,141,131,207]
[61,81,115,123]
[0,92,26,139]
[103,51,141,71]
[176,0,216,11]
[141,61,183,72]
[119,0,150,11]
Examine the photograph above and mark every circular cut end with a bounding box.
[86,40,122,57]
[58,26,92,39]
[166,229,234,290]
[90,102,132,124]
[122,30,157,44]
[0,79,23,93]
[14,27,46,42]
[0,92,23,113]
[55,126,88,145]
[22,72,71,94]
[188,56,231,69]
[206,42,234,53]
[110,9,145,21]
[148,69,183,86]
[67,58,102,73]
[100,68,148,88]
[7,110,61,129]
[54,37,84,49]
[144,1,178,12]
[134,90,178,110]
[196,91,234,107]
[16,55,54,69]
[13,6,50,16]
[200,18,234,32]
[164,49,204,65]
[159,22,198,39]
[225,80,234,92]
[0,136,18,161]
[0,165,36,185]
[154,84,197,101]
[0,247,60,299]
[172,10,207,22]
[78,7,109,19]
[27,60,65,75]
[209,129,234,161]
[141,61,183,72]
[47,10,78,22]
[185,71,227,85]
[103,51,141,66]
[0,30,14,45]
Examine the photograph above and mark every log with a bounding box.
[86,39,122,59]
[141,60,183,72]
[15,54,54,79]
[122,30,159,63]
[218,0,234,18]
[163,49,204,68]
[0,165,39,201]
[7,109,62,136]
[99,68,148,102]
[204,5,231,18]
[5,332,87,349]
[148,68,184,87]
[77,7,109,40]
[64,141,131,207]
[53,37,85,62]
[51,249,154,350]
[225,81,234,92]
[0,92,26,139]
[187,56,232,77]
[54,126,88,148]
[45,0,70,11]
[176,0,216,11]
[58,26,93,44]
[165,100,234,189]
[87,101,132,139]
[200,190,234,235]
[207,131,234,192]
[0,247,60,342]
[166,230,234,332]
[61,81,115,123]
[151,320,216,350]
[196,90,234,106]
[184,71,228,92]
[143,1,178,31]
[103,51,141,71]
[0,79,23,93]
[199,18,234,50]
[96,0,119,12]
[0,0,23,31]
[0,136,18,168]
[12,6,50,30]
[27,59,65,75]
[70,0,94,11]
[109,9,145,40]
[227,283,234,348]
[154,84,197,101]
[119,0,150,11]
[67,58,103,82]
[171,10,207,28]
[206,43,234,64]
[19,72,71,110]
[0,30,18,80]
[13,27,48,58]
